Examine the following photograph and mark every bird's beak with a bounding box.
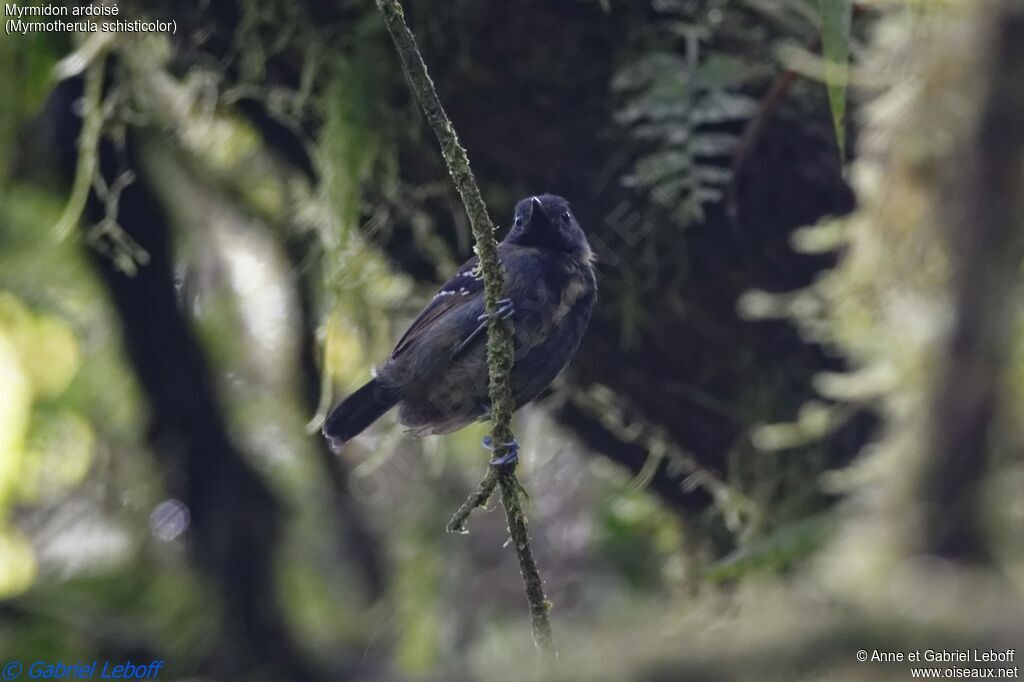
[529,196,551,230]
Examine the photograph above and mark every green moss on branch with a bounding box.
[374,0,556,659]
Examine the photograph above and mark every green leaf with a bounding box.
[614,48,759,229]
[704,514,834,582]
[818,0,853,160]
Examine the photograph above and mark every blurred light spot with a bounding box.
[19,410,94,502]
[0,293,80,399]
[225,237,289,348]
[349,470,385,506]
[0,330,31,506]
[326,313,369,386]
[0,526,37,598]
[149,499,190,541]
[30,315,81,398]
[35,502,133,577]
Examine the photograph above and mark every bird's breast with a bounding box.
[551,266,593,326]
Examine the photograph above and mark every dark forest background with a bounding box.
[2,0,1024,680]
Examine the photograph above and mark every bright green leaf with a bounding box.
[818,0,853,160]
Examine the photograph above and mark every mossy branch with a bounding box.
[53,56,105,241]
[446,467,498,532]
[374,0,556,658]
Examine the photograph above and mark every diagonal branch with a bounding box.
[374,0,556,658]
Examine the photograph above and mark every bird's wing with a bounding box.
[390,256,486,359]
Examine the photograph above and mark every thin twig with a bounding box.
[54,56,106,240]
[374,0,556,658]
[446,468,498,534]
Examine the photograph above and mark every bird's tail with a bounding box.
[323,378,400,448]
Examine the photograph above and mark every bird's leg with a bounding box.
[482,435,520,467]
[452,298,515,359]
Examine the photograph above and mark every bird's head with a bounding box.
[505,194,593,263]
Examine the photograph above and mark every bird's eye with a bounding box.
[514,215,524,227]
[561,211,571,222]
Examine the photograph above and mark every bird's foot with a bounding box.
[477,298,515,322]
[482,435,519,467]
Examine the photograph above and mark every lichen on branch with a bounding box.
[374,0,556,659]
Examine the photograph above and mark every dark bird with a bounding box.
[323,194,597,461]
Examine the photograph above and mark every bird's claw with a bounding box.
[482,435,519,467]
[477,298,515,322]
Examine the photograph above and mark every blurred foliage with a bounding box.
[0,199,89,598]
[615,51,760,225]
[733,0,1024,616]
[613,14,763,226]
[703,512,832,582]
[0,33,64,186]
[611,0,833,229]
[598,0,839,351]
[595,490,685,589]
